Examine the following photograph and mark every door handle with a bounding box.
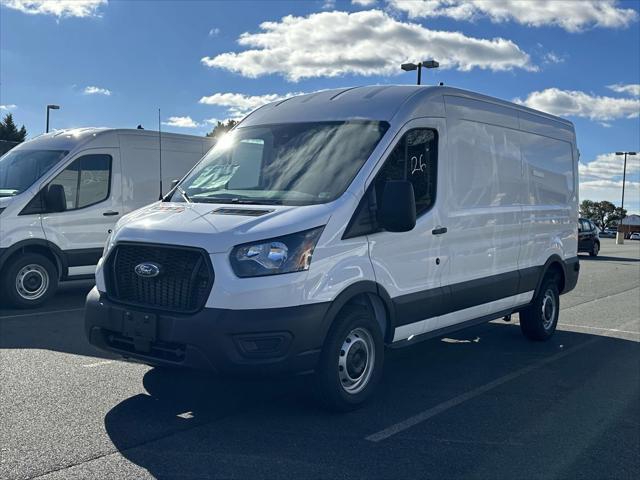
[432,226,448,235]
[103,211,119,216]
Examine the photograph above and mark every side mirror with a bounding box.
[45,184,67,213]
[378,180,416,232]
[170,179,179,190]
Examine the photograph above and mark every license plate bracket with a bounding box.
[122,310,157,342]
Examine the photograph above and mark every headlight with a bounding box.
[230,226,324,278]
[102,230,114,257]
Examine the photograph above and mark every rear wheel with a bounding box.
[314,305,384,411]
[589,241,599,257]
[0,253,58,308]
[519,276,560,341]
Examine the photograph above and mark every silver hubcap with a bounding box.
[541,288,557,330]
[16,264,49,300]
[338,327,375,395]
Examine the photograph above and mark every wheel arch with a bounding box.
[320,281,396,345]
[535,255,567,296]
[0,239,66,279]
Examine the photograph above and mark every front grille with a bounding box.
[106,243,213,313]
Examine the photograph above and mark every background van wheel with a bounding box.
[314,305,384,412]
[589,242,599,257]
[1,253,58,308]
[520,276,560,341]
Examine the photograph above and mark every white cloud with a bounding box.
[580,179,640,211]
[515,88,640,121]
[83,85,111,96]
[322,0,336,9]
[387,0,638,32]
[1,0,107,18]
[162,116,200,128]
[201,10,533,81]
[0,104,17,110]
[352,0,377,6]
[607,83,640,97]
[579,152,640,211]
[209,27,220,37]
[199,92,301,118]
[542,52,565,64]
[580,152,640,181]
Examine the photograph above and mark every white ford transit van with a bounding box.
[0,128,214,307]
[85,86,580,410]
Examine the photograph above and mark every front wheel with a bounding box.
[590,241,599,257]
[314,305,384,411]
[519,277,560,341]
[0,253,58,308]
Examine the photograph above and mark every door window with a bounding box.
[375,128,438,216]
[48,154,111,210]
[579,219,591,232]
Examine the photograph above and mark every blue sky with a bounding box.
[1,0,639,212]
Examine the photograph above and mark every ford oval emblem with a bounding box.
[134,262,161,278]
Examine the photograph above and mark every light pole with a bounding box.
[401,60,439,85]
[615,150,637,244]
[46,104,60,133]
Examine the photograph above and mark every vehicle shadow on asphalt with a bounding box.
[103,322,640,479]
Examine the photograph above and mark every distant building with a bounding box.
[620,214,640,237]
[622,214,640,226]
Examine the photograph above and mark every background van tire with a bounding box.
[314,305,384,412]
[0,253,58,308]
[590,241,600,257]
[520,276,560,341]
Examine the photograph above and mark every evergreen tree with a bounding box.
[0,113,27,142]
[206,119,238,139]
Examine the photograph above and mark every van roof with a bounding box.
[14,128,207,152]
[242,85,574,129]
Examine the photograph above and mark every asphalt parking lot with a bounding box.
[1,238,639,480]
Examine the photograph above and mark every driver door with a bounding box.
[40,148,121,276]
[366,118,449,342]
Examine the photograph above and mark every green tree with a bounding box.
[0,113,27,142]
[206,119,238,139]
[580,199,626,230]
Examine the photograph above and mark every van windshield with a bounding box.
[0,149,68,197]
[172,121,389,206]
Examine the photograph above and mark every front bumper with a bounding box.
[84,287,330,375]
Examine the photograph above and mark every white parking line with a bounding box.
[0,307,84,320]
[366,337,598,442]
[82,360,115,368]
[558,323,639,336]
[368,316,640,442]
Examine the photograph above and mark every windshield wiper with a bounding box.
[175,185,192,203]
[194,197,283,205]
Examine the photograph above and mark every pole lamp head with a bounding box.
[47,104,60,110]
[423,60,439,69]
[401,63,418,71]
[616,152,624,156]
[628,152,637,155]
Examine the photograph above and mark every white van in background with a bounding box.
[0,128,214,307]
[85,86,580,410]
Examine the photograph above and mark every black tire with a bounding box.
[314,305,384,412]
[589,241,599,257]
[519,276,560,341]
[0,253,58,308]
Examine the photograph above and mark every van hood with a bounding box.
[112,201,333,253]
